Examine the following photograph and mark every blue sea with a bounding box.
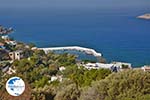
[0,0,150,67]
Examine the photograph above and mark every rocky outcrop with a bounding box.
[137,14,150,20]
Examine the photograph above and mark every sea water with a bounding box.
[0,0,150,66]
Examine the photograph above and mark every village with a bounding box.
[0,25,150,83]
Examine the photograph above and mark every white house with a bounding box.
[9,50,23,60]
[83,63,99,69]
[50,75,63,82]
[51,76,58,82]
[59,66,66,71]
[141,65,150,72]
[111,62,132,69]
[1,35,9,40]
[96,63,114,69]
[6,40,17,46]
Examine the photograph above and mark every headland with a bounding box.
[137,14,150,20]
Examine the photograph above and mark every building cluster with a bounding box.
[82,62,150,73]
[0,25,13,35]
[82,62,132,72]
[0,35,17,48]
[0,25,16,50]
[0,30,24,74]
[0,25,150,76]
[0,35,21,60]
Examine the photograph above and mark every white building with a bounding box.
[83,63,115,70]
[1,35,9,40]
[50,75,63,82]
[111,62,132,69]
[9,50,23,60]
[83,62,132,72]
[141,65,150,72]
[59,66,66,71]
[83,63,99,69]
[51,76,58,82]
[6,40,17,46]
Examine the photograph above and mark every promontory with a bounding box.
[137,14,150,20]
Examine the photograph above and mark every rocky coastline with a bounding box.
[137,14,150,20]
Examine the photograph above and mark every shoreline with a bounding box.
[37,46,147,68]
[38,46,144,70]
[137,14,150,20]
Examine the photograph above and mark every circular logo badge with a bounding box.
[6,77,25,96]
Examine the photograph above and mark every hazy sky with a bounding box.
[0,0,149,10]
[0,0,149,17]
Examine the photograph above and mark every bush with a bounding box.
[80,70,150,100]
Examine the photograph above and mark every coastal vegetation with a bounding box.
[0,48,112,100]
[0,25,150,100]
[80,70,150,100]
[1,47,150,100]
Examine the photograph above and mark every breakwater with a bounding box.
[39,46,102,57]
